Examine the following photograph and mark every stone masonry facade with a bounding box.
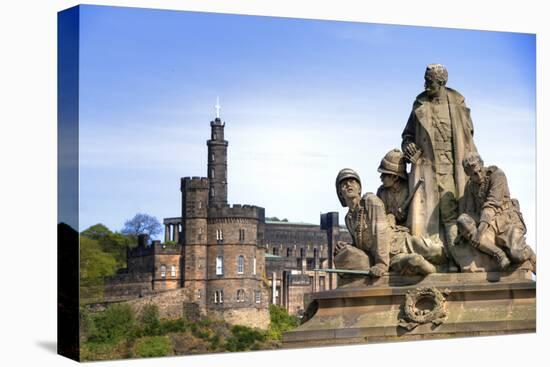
[104,115,269,329]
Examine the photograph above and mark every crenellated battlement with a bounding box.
[128,240,182,257]
[208,204,265,221]
[181,176,209,190]
[128,245,154,258]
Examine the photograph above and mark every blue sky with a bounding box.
[75,5,536,244]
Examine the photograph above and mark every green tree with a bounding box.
[82,224,132,269]
[267,304,299,340]
[81,223,112,240]
[80,236,117,282]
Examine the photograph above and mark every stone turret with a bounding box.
[207,117,228,206]
[181,176,209,310]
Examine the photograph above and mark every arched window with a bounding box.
[236,289,245,302]
[237,255,244,274]
[286,248,291,257]
[300,248,305,258]
[213,290,224,304]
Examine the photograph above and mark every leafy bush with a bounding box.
[79,307,97,342]
[159,318,188,334]
[88,304,135,344]
[267,304,299,340]
[132,336,172,358]
[225,325,266,352]
[140,304,161,336]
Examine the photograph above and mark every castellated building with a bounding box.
[104,111,351,324]
[105,115,270,329]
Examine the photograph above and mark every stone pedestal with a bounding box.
[283,270,535,347]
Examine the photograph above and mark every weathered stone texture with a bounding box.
[209,307,270,329]
[283,270,535,347]
[126,288,192,319]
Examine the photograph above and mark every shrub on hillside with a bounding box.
[225,325,266,352]
[267,304,299,340]
[132,336,172,358]
[88,303,135,344]
[139,304,160,336]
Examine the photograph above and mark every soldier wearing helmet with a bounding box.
[335,168,391,277]
[335,168,445,277]
[376,149,409,226]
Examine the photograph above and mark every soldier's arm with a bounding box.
[480,169,508,225]
[461,182,477,221]
[401,107,418,154]
[364,194,390,274]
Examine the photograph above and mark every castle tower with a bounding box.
[181,176,209,311]
[207,98,228,206]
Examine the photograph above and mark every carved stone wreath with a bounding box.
[398,287,451,331]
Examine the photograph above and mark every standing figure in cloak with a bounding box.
[401,63,477,270]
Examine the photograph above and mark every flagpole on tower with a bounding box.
[214,96,221,119]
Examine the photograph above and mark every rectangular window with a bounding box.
[171,265,176,277]
[214,291,218,303]
[219,290,224,304]
[216,256,223,275]
[253,257,257,276]
[160,264,166,278]
[239,229,245,241]
[237,256,244,274]
[255,290,261,304]
[216,229,224,241]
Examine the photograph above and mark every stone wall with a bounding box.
[209,306,270,329]
[103,273,154,302]
[126,288,191,319]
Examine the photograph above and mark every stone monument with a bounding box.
[283,64,536,347]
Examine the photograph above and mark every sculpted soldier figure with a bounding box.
[459,152,536,272]
[376,149,409,226]
[334,169,445,277]
[401,64,477,269]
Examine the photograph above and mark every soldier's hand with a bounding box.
[334,241,347,256]
[404,143,419,159]
[369,265,387,277]
[474,222,489,244]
